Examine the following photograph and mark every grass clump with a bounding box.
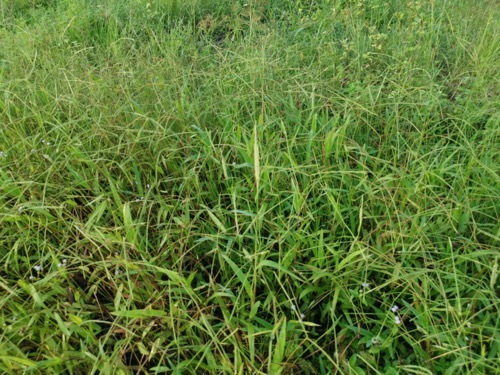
[0,0,498,374]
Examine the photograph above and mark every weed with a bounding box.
[0,0,498,374]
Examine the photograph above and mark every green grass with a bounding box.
[0,0,498,373]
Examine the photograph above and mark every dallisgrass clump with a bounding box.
[0,0,498,373]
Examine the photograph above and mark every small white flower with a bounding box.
[18,206,24,212]
[291,304,296,311]
[466,322,471,328]
[33,265,42,272]
[395,316,402,325]
[300,313,305,320]
[62,258,67,264]
[115,269,120,276]
[371,336,381,346]
[361,282,370,288]
[391,305,399,313]
[57,263,63,267]
[465,336,469,341]
[146,184,150,189]
[467,303,471,308]
[41,139,46,143]
[29,275,35,280]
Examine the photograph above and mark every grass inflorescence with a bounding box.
[0,0,498,374]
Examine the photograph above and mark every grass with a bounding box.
[0,0,498,373]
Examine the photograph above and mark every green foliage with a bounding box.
[0,0,498,373]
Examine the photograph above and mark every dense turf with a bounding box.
[0,0,498,373]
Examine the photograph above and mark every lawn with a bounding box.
[0,0,498,374]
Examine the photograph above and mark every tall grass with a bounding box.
[0,0,498,373]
